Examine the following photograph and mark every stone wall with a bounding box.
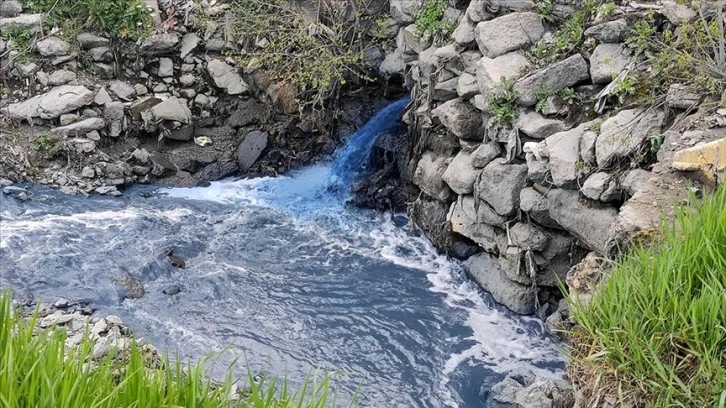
[380,0,726,320]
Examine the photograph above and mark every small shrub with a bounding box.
[625,19,657,57]
[413,0,456,41]
[611,74,637,103]
[597,2,617,17]
[530,0,599,64]
[24,0,152,39]
[0,24,35,63]
[487,78,520,127]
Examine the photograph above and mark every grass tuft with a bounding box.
[0,290,341,408]
[569,186,726,407]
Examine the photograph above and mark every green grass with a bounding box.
[0,291,342,408]
[570,186,726,407]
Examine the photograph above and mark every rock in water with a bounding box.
[164,248,185,269]
[162,284,182,296]
[236,131,268,172]
[114,274,145,299]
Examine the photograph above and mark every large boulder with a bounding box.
[483,369,574,407]
[413,152,453,202]
[465,252,535,314]
[516,110,567,140]
[476,51,530,93]
[236,131,268,172]
[547,189,618,255]
[543,124,588,188]
[207,59,248,95]
[589,43,633,84]
[448,196,502,252]
[474,13,544,58]
[476,159,528,216]
[35,36,71,56]
[595,109,665,168]
[442,150,480,194]
[514,54,590,106]
[1,85,94,120]
[519,187,560,229]
[583,19,630,43]
[147,97,192,124]
[432,98,484,140]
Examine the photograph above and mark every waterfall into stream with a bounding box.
[0,99,565,407]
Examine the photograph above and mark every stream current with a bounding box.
[0,99,564,407]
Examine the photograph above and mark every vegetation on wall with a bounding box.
[413,0,455,41]
[570,186,726,407]
[229,0,380,112]
[24,0,153,39]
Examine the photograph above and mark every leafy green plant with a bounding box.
[570,186,726,407]
[611,74,638,103]
[0,290,346,408]
[625,19,657,57]
[23,0,152,39]
[487,78,520,127]
[413,0,455,41]
[530,0,599,63]
[536,0,557,24]
[649,133,664,153]
[558,87,580,105]
[0,24,35,63]
[34,134,53,151]
[597,2,617,18]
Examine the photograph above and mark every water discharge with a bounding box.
[0,99,565,407]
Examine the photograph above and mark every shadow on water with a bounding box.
[0,97,565,407]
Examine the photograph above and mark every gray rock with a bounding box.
[433,75,459,101]
[413,152,453,202]
[16,62,38,77]
[81,166,95,178]
[457,72,479,99]
[114,274,144,299]
[139,33,179,55]
[51,118,105,136]
[35,37,71,56]
[77,32,109,49]
[517,110,567,140]
[488,0,536,11]
[180,33,200,58]
[3,185,27,196]
[466,252,535,314]
[544,124,588,188]
[162,284,182,296]
[453,15,476,45]
[0,179,13,187]
[103,102,125,137]
[471,142,501,168]
[402,24,431,54]
[1,85,94,120]
[89,46,113,62]
[581,172,620,202]
[442,150,480,194]
[149,152,177,177]
[379,47,406,76]
[207,59,248,95]
[134,84,148,96]
[595,109,665,168]
[129,148,151,165]
[583,19,630,43]
[92,63,114,79]
[0,1,22,17]
[484,369,574,407]
[519,187,560,228]
[108,80,136,101]
[510,222,548,251]
[476,159,528,216]
[167,124,193,141]
[448,195,502,251]
[515,54,590,106]
[389,0,421,24]
[236,131,268,172]
[200,161,238,182]
[179,74,196,87]
[148,96,192,124]
[579,129,598,166]
[48,70,77,86]
[476,51,530,93]
[0,14,42,33]
[665,83,702,109]
[158,57,173,77]
[432,98,484,140]
[59,114,79,126]
[621,169,651,196]
[226,99,264,128]
[94,87,113,105]
[466,0,491,22]
[547,189,618,254]
[661,1,696,25]
[474,12,544,58]
[590,43,633,84]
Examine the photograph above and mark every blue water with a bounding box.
[0,99,564,407]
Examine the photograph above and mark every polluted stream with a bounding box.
[0,99,565,407]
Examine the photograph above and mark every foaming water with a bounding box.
[0,99,564,407]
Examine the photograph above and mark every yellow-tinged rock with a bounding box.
[671,137,726,183]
